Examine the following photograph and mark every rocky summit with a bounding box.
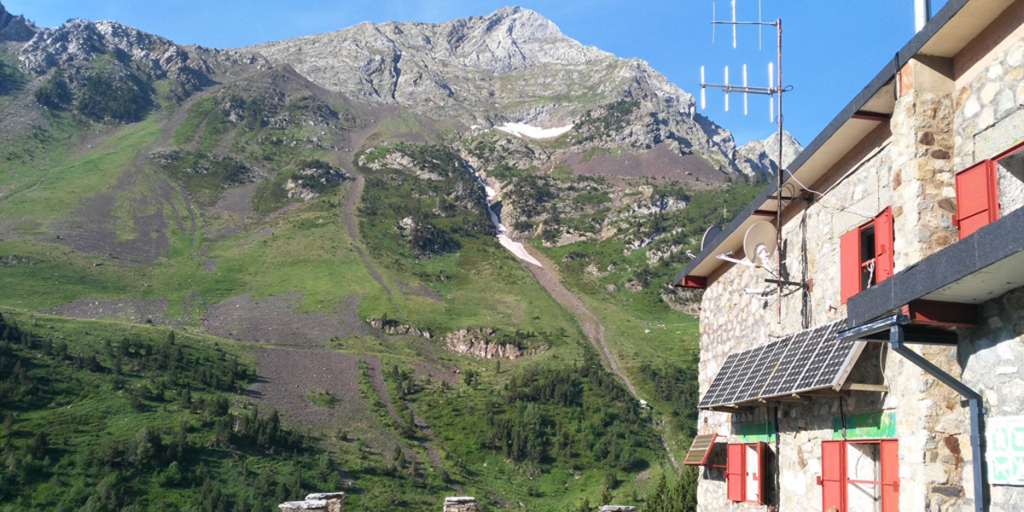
[252,6,799,179]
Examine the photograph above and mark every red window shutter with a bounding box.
[840,228,861,304]
[955,160,1000,239]
[881,440,900,512]
[821,440,845,512]
[727,443,745,502]
[874,207,894,282]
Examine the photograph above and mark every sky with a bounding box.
[4,0,949,146]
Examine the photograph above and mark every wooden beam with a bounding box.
[852,110,892,122]
[767,395,809,403]
[840,382,889,393]
[706,406,742,413]
[804,389,844,396]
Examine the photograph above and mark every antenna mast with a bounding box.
[701,1,788,320]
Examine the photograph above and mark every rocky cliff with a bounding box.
[250,6,795,180]
[0,1,35,41]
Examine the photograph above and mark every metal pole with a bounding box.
[915,0,932,32]
[775,19,783,320]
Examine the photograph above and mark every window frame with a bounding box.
[819,438,899,512]
[840,207,894,304]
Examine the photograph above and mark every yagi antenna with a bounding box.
[698,0,791,321]
[700,1,780,121]
[732,0,737,48]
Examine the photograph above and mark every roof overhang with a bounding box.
[847,208,1024,328]
[675,0,1016,288]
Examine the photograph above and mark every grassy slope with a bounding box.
[1,82,678,510]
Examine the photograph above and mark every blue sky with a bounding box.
[5,0,947,146]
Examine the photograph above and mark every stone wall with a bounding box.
[890,88,958,267]
[278,492,345,512]
[954,34,1024,215]
[960,286,1024,512]
[443,496,479,512]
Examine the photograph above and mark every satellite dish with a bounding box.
[701,226,722,252]
[743,221,777,267]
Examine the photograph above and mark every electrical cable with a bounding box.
[780,165,877,219]
[879,341,888,391]
[839,396,848,439]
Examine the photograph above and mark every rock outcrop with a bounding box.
[0,1,35,42]
[18,17,266,112]
[736,131,803,177]
[285,162,351,201]
[444,328,547,360]
[367,317,432,339]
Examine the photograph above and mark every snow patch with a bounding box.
[498,235,543,267]
[495,122,573,140]
[463,161,543,268]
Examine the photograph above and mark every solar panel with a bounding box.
[682,434,718,465]
[697,319,863,409]
[698,353,741,408]
[727,344,771,404]
[809,330,862,389]
[738,339,785,401]
[762,328,815,397]
[794,321,848,392]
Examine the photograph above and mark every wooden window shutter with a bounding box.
[881,440,900,512]
[955,160,1000,239]
[726,443,745,502]
[820,440,845,512]
[874,207,894,283]
[840,228,861,304]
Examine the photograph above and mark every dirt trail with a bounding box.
[523,246,680,469]
[340,175,402,312]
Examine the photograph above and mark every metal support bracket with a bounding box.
[839,316,987,512]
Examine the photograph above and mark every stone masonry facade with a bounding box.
[694,4,1024,511]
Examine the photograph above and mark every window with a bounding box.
[726,442,766,504]
[954,160,999,239]
[819,439,899,512]
[840,207,893,304]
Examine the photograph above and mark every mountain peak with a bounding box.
[0,0,37,41]
[481,6,562,40]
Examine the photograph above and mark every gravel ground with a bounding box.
[246,346,384,435]
[44,297,170,324]
[563,143,725,186]
[202,293,348,347]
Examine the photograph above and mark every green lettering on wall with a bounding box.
[736,420,776,442]
[986,415,1024,486]
[831,411,896,440]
